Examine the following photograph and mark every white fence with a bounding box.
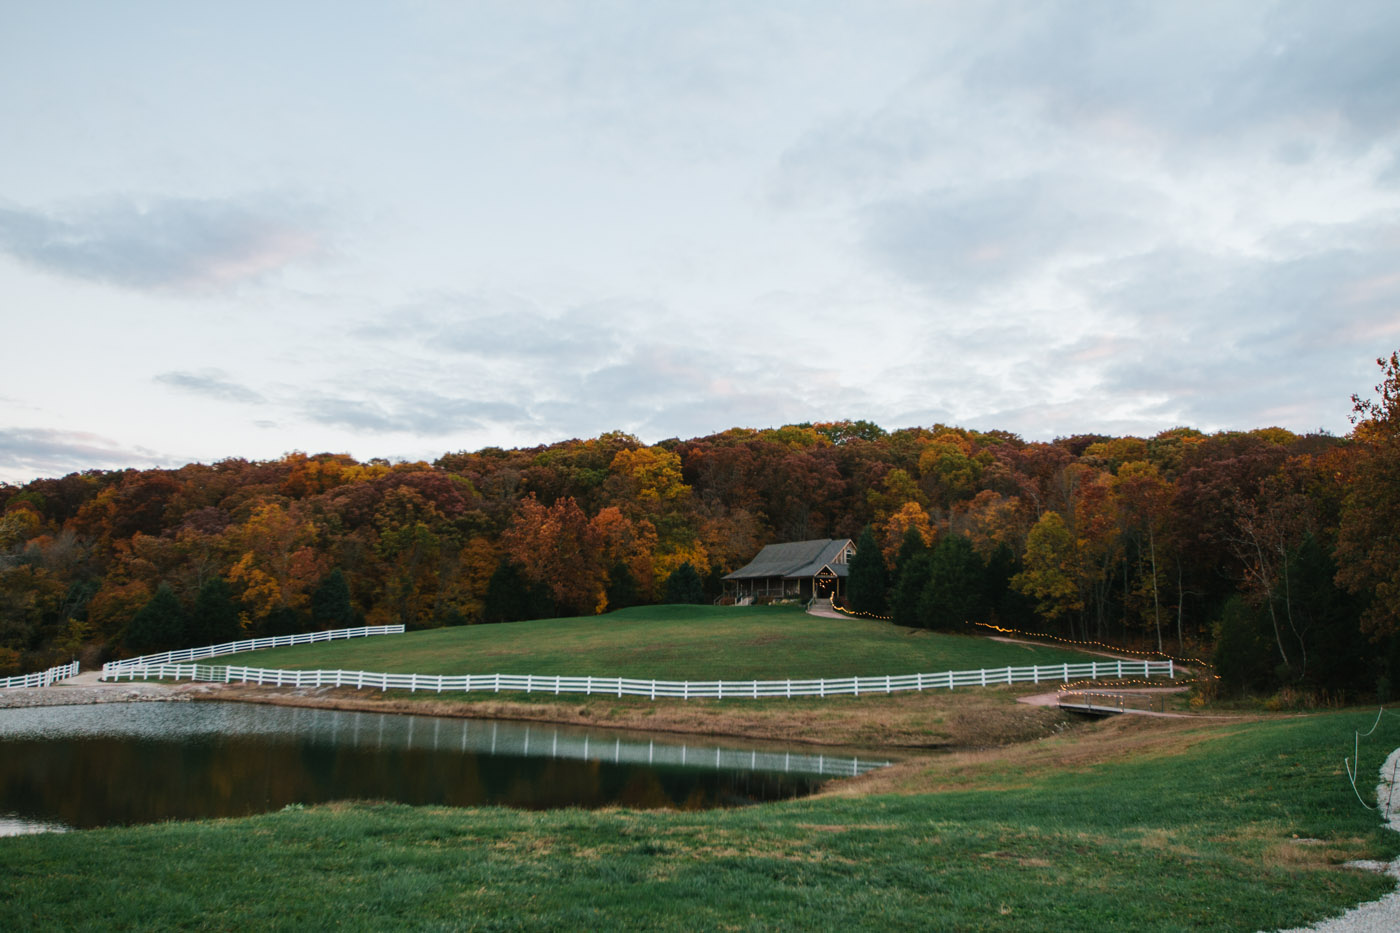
[0,660,80,690]
[101,625,405,678]
[101,658,1174,699]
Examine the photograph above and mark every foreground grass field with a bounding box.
[3,711,1397,931]
[234,605,1103,680]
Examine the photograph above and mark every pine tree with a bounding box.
[891,552,934,628]
[663,562,706,604]
[311,568,356,628]
[192,576,241,645]
[845,526,888,615]
[125,582,187,654]
[483,561,555,623]
[605,560,640,612]
[919,533,986,630]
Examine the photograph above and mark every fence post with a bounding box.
[1169,659,1175,680]
[1062,663,1069,682]
[1117,660,1123,678]
[585,675,591,696]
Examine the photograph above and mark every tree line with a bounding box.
[2,354,1397,699]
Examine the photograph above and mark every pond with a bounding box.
[0,702,890,834]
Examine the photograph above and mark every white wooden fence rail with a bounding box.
[100,658,1174,699]
[101,625,405,676]
[0,660,80,690]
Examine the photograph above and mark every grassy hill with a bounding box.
[233,605,1103,680]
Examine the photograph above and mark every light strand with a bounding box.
[968,621,1211,668]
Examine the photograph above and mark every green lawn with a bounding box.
[232,605,1105,680]
[4,711,1397,931]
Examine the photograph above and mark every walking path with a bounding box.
[0,669,209,709]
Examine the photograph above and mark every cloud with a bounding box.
[155,370,265,405]
[356,293,643,363]
[861,173,1151,297]
[962,2,1400,150]
[301,390,529,437]
[0,428,173,484]
[0,195,323,291]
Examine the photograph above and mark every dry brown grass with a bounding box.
[816,714,1264,797]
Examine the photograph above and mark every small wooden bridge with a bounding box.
[1057,690,1172,716]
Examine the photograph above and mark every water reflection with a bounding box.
[0,702,889,832]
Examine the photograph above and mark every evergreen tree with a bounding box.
[1285,533,1367,693]
[890,551,934,628]
[605,560,640,612]
[983,543,1036,628]
[311,568,356,629]
[845,526,888,615]
[125,582,187,654]
[919,533,986,630]
[192,576,241,646]
[894,525,929,576]
[483,561,555,623]
[664,562,706,605]
[262,605,303,637]
[1212,595,1274,695]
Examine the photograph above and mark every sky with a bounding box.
[2,1,1399,485]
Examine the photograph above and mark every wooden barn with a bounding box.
[722,538,855,603]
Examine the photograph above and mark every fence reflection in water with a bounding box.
[293,706,888,779]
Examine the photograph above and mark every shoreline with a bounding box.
[3,677,1083,753]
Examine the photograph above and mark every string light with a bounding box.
[1056,676,1212,693]
[967,621,1212,669]
[829,603,890,622]
[830,606,1214,680]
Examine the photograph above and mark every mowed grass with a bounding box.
[232,605,1102,680]
[4,711,1398,931]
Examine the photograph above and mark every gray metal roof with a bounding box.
[723,538,853,580]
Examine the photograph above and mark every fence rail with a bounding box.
[102,658,1175,699]
[0,660,80,690]
[101,625,405,677]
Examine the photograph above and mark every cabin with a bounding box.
[722,538,855,603]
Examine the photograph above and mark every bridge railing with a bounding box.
[101,625,405,678]
[1058,690,1170,714]
[102,658,1175,699]
[0,660,80,690]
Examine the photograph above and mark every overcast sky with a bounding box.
[2,1,1398,484]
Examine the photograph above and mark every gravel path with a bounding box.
[0,674,213,709]
[1268,747,1400,933]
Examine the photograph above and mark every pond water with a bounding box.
[0,702,889,834]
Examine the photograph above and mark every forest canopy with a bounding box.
[3,355,1399,701]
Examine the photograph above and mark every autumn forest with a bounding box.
[3,353,1399,701]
